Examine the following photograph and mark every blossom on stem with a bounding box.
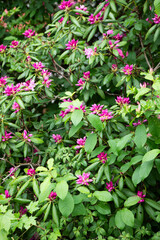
[0,76,7,87]
[76,172,93,185]
[132,119,147,127]
[152,14,160,24]
[0,44,7,53]
[113,33,124,41]
[66,39,78,50]
[137,191,146,203]
[19,206,27,217]
[107,29,113,35]
[10,40,19,48]
[4,83,20,96]
[85,47,97,59]
[24,79,35,91]
[42,78,52,88]
[24,157,31,162]
[111,64,118,72]
[48,191,57,201]
[76,78,85,89]
[12,102,20,113]
[97,152,107,163]
[32,62,45,71]
[83,71,90,80]
[2,131,13,141]
[23,29,35,38]
[9,167,16,177]
[122,64,133,75]
[88,12,103,24]
[90,104,104,115]
[99,109,113,122]
[106,181,114,192]
[27,169,36,176]
[22,130,33,142]
[59,0,74,10]
[75,136,86,149]
[75,5,89,14]
[116,96,130,105]
[26,55,31,62]
[5,190,11,198]
[58,17,64,23]
[52,134,62,144]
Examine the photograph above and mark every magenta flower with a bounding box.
[109,40,119,49]
[42,78,52,88]
[5,190,11,198]
[12,102,20,113]
[41,69,51,78]
[23,29,35,38]
[4,83,20,96]
[19,206,27,217]
[75,136,86,149]
[106,181,114,192]
[116,96,130,105]
[22,130,33,142]
[84,48,94,58]
[83,71,90,80]
[52,134,62,143]
[97,152,107,163]
[26,55,31,62]
[116,48,125,59]
[24,79,35,91]
[2,131,13,141]
[122,64,133,75]
[152,14,160,24]
[107,30,113,35]
[137,191,146,203]
[9,167,16,177]
[48,191,57,201]
[88,12,103,24]
[132,119,147,127]
[27,168,36,176]
[0,76,7,87]
[24,157,31,163]
[113,33,124,41]
[76,172,93,185]
[58,17,64,23]
[66,39,78,50]
[75,5,89,14]
[80,104,86,112]
[32,62,45,71]
[99,109,113,122]
[90,104,104,115]
[59,0,74,10]
[76,78,85,89]
[111,64,118,72]
[10,40,19,48]
[0,44,7,53]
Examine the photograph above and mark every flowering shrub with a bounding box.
[0,0,160,239]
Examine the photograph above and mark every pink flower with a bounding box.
[99,109,114,122]
[116,96,130,105]
[59,0,74,10]
[19,206,27,217]
[116,48,125,59]
[0,76,7,87]
[5,190,11,198]
[4,83,20,96]
[42,78,52,88]
[2,131,13,141]
[75,5,89,14]
[22,130,33,142]
[140,82,147,88]
[76,172,93,185]
[27,168,36,176]
[58,17,64,23]
[75,136,86,149]
[32,62,45,71]
[26,55,31,62]
[85,47,97,59]
[80,104,86,112]
[132,119,147,127]
[106,181,114,192]
[113,33,124,41]
[76,78,85,89]
[48,191,57,201]
[88,12,103,24]
[24,157,31,162]
[152,14,160,24]
[111,64,117,72]
[10,40,19,48]
[0,44,7,53]
[137,191,146,203]
[23,29,35,38]
[109,40,119,49]
[90,104,104,115]
[41,69,51,78]
[12,102,20,113]
[122,64,133,75]
[24,79,35,91]
[97,152,107,163]
[52,134,62,143]
[83,71,90,80]
[66,39,78,50]
[107,30,113,35]
[9,167,16,177]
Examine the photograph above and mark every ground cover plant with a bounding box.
[0,0,160,239]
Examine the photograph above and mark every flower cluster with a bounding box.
[90,104,113,121]
[85,47,97,59]
[27,169,36,176]
[90,104,104,115]
[137,191,146,203]
[106,181,114,192]
[12,102,20,113]
[4,83,21,96]
[152,14,160,24]
[116,96,130,105]
[97,152,107,163]
[48,191,57,201]
[66,39,78,50]
[59,0,74,10]
[9,167,16,177]
[0,44,7,53]
[88,12,103,24]
[41,69,52,88]
[32,62,45,71]
[76,71,90,89]
[122,64,133,75]
[22,130,33,142]
[23,29,35,38]
[10,40,19,48]
[59,103,85,118]
[75,5,89,14]
[75,136,86,149]
[19,206,27,217]
[76,172,93,185]
[5,190,11,198]
[2,131,13,141]
[52,134,62,144]
[0,76,7,87]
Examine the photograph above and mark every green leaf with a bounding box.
[77,186,90,194]
[16,179,31,197]
[15,96,25,109]
[110,0,117,12]
[121,208,134,227]
[154,27,160,42]
[55,180,68,200]
[72,9,89,15]
[59,192,74,217]
[69,122,84,138]
[145,198,160,211]
[117,134,132,151]
[39,177,55,203]
[93,191,113,202]
[31,138,44,144]
[47,158,54,170]
[87,26,97,42]
[95,202,111,215]
[154,0,160,16]
[145,25,157,40]
[85,133,97,153]
[135,88,151,101]
[139,161,153,180]
[134,124,147,148]
[71,110,83,126]
[132,166,141,186]
[32,179,40,197]
[94,2,106,16]
[124,196,141,207]
[142,149,160,162]
[87,114,103,131]
[70,16,81,28]
[44,203,51,221]
[115,210,125,230]
[52,204,59,227]
[62,14,69,27]
[0,230,8,240]
[72,203,86,216]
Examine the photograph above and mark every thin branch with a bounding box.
[139,34,152,69]
[154,62,160,72]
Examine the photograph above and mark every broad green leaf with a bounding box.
[145,198,160,211]
[135,88,151,101]
[71,110,83,126]
[115,210,125,230]
[72,203,86,216]
[87,114,103,131]
[142,149,160,162]
[132,166,141,186]
[124,196,141,207]
[121,208,134,227]
[52,204,59,227]
[15,96,25,109]
[154,0,160,16]
[59,192,74,217]
[85,133,97,153]
[139,161,153,180]
[55,180,68,200]
[134,124,147,148]
[69,122,84,138]
[39,177,55,203]
[95,202,111,215]
[77,186,90,194]
[93,191,113,202]
[31,138,44,144]
[117,134,132,151]
[47,158,54,170]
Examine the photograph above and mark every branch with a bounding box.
[139,34,152,69]
[154,62,160,72]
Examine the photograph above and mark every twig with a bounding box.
[154,62,160,72]
[139,34,152,69]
